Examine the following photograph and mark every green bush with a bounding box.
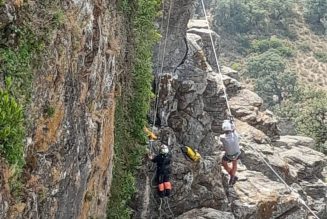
[297,42,312,52]
[0,83,25,168]
[304,0,327,33]
[296,93,327,152]
[247,49,286,78]
[107,99,144,219]
[246,50,298,106]
[44,105,55,117]
[235,34,252,54]
[108,0,160,218]
[0,1,64,170]
[314,51,327,62]
[213,0,294,35]
[130,0,160,143]
[276,89,327,154]
[231,63,241,71]
[252,37,293,57]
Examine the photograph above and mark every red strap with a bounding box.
[158,183,165,191]
[164,182,172,190]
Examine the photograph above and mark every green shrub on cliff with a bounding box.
[130,0,160,142]
[275,89,327,154]
[0,79,25,168]
[108,0,160,218]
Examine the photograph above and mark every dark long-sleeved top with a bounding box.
[152,153,172,175]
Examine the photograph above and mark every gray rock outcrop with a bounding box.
[177,208,235,219]
[135,2,327,219]
[0,3,15,29]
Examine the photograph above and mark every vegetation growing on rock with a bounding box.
[107,0,160,218]
[0,0,64,199]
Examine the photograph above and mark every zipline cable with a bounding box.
[200,0,232,116]
[152,0,173,132]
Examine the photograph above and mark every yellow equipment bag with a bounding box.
[181,146,201,162]
[144,127,157,140]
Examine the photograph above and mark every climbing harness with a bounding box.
[181,146,201,162]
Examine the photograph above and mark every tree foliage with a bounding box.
[213,0,294,35]
[246,49,298,106]
[251,37,293,57]
[304,0,327,33]
[276,90,327,153]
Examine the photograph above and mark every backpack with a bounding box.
[181,146,201,162]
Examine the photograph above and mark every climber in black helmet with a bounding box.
[220,119,241,186]
[148,144,172,197]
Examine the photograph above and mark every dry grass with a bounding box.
[287,6,327,90]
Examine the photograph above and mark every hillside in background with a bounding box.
[207,0,327,153]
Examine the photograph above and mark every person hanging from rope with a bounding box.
[148,144,172,197]
[220,118,241,186]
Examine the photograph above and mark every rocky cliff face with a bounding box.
[0,1,127,218]
[134,1,327,218]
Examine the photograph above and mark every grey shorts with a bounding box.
[222,153,240,162]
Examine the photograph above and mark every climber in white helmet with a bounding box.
[220,118,241,186]
[148,144,172,197]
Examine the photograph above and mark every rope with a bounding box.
[158,198,163,219]
[152,0,173,132]
[151,0,165,132]
[244,143,320,219]
[164,197,175,218]
[199,0,232,116]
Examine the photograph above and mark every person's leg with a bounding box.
[222,155,232,175]
[230,160,238,177]
[230,160,238,185]
[163,174,171,197]
[158,174,165,197]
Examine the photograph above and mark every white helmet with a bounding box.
[222,120,234,132]
[160,144,169,154]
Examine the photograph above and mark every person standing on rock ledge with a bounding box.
[220,119,241,186]
[148,144,172,197]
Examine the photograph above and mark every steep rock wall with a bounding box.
[0,1,128,218]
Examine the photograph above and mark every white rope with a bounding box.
[245,143,320,219]
[200,0,232,116]
[155,0,166,75]
[164,197,175,218]
[158,198,163,219]
[152,0,173,131]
